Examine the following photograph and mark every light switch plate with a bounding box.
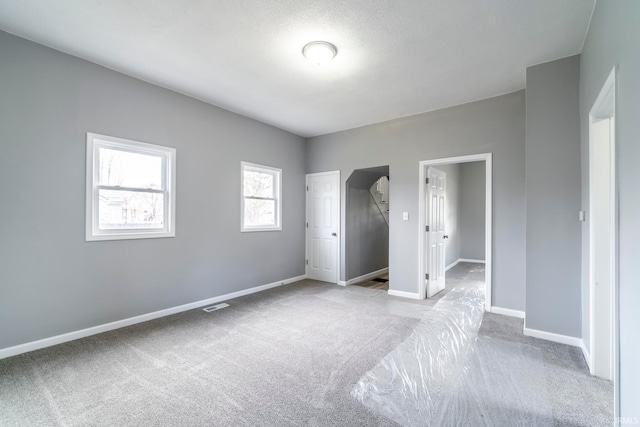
[402,212,409,221]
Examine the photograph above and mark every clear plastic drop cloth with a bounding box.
[351,284,553,426]
[432,336,553,426]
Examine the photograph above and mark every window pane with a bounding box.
[244,170,274,198]
[98,189,164,229]
[99,148,163,189]
[244,198,275,226]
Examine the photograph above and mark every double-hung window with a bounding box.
[241,162,282,232]
[86,133,176,241]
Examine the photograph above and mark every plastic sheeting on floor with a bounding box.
[351,284,553,426]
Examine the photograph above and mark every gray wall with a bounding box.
[307,91,526,310]
[459,161,486,260]
[580,0,640,417]
[524,55,582,338]
[0,31,306,350]
[345,170,389,280]
[435,164,461,268]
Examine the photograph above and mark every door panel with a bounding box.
[307,172,339,283]
[311,238,320,268]
[426,167,446,297]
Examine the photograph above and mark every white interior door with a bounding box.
[306,171,339,283]
[426,167,446,298]
[591,117,614,380]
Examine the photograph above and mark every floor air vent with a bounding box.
[202,303,230,312]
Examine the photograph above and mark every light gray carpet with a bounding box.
[453,263,612,426]
[479,313,613,426]
[0,263,613,426]
[0,282,418,426]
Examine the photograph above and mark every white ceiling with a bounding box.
[0,0,595,137]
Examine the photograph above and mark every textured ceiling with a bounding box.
[0,0,595,137]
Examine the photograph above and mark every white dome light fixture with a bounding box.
[302,41,338,65]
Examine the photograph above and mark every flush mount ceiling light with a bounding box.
[302,41,337,65]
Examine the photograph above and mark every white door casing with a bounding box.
[306,171,340,283]
[426,167,446,298]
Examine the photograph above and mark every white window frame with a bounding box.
[241,161,282,232]
[85,132,176,241]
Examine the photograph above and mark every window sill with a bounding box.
[240,227,282,233]
[86,230,175,242]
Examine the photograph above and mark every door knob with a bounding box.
[331,232,337,236]
[443,235,449,239]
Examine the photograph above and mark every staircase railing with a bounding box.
[371,176,390,226]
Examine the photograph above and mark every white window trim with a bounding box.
[85,132,176,241]
[241,161,282,232]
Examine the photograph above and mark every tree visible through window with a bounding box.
[98,148,164,229]
[86,133,176,241]
[241,162,281,231]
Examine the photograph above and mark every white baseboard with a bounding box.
[580,340,592,371]
[388,289,421,300]
[490,306,525,319]
[522,326,582,347]
[0,274,307,360]
[446,258,486,271]
[445,259,460,271]
[339,268,389,287]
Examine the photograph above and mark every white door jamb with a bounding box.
[588,66,619,417]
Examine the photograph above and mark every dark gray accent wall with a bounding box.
[0,31,306,350]
[580,1,640,417]
[435,164,461,268]
[525,55,582,337]
[460,161,486,260]
[345,171,389,281]
[307,91,526,310]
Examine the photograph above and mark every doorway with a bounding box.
[418,154,493,311]
[344,166,390,286]
[588,66,619,414]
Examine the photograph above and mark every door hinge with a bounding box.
[426,178,429,184]
[306,185,309,191]
[425,225,429,232]
[425,273,429,280]
[306,222,308,228]
[306,259,309,265]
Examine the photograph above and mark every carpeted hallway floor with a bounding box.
[0,263,612,426]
